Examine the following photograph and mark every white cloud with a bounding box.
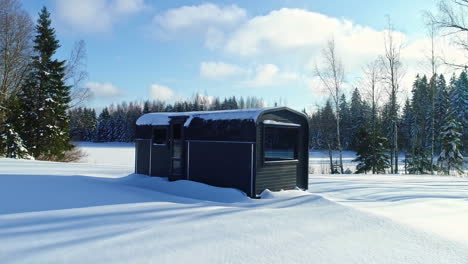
[247,64,299,87]
[200,61,244,80]
[223,8,401,71]
[149,84,174,101]
[153,3,246,43]
[54,0,145,32]
[86,82,123,97]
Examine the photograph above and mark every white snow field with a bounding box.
[310,174,468,247]
[74,142,135,167]
[0,143,467,264]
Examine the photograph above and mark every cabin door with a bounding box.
[169,122,184,180]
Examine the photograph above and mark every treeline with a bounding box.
[69,95,265,142]
[308,72,467,175]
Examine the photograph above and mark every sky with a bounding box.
[21,0,463,112]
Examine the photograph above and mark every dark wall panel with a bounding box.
[150,145,171,177]
[186,119,256,142]
[188,141,254,197]
[135,140,150,175]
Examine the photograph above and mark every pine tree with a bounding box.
[18,7,71,160]
[339,94,351,149]
[407,75,433,174]
[353,128,390,174]
[1,123,31,159]
[434,74,449,152]
[0,97,31,158]
[437,113,464,175]
[451,71,468,154]
[349,88,367,150]
[96,107,111,142]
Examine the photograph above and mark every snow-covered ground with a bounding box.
[1,143,467,263]
[310,174,468,247]
[74,142,134,167]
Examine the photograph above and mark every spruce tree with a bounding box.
[353,128,390,174]
[18,7,71,160]
[434,74,449,152]
[407,75,433,174]
[349,88,367,150]
[0,97,31,158]
[437,112,464,175]
[339,94,351,149]
[451,72,468,154]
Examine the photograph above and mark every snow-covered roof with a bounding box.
[263,120,301,127]
[136,108,278,127]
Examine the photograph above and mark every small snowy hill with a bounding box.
[1,157,468,263]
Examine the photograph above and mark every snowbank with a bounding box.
[1,158,468,263]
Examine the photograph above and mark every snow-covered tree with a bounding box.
[0,123,31,159]
[353,128,390,174]
[451,71,468,154]
[434,74,449,152]
[19,7,72,160]
[437,113,464,175]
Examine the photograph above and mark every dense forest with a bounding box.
[68,95,265,142]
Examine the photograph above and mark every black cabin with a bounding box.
[134,107,309,198]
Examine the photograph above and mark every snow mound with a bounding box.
[116,174,252,204]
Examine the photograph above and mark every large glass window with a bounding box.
[153,128,167,144]
[264,126,298,161]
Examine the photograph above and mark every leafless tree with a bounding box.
[0,0,33,118]
[427,0,468,68]
[314,37,345,174]
[65,40,90,108]
[380,18,405,174]
[360,59,383,173]
[427,22,440,175]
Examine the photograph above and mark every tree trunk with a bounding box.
[328,144,334,174]
[394,121,398,173]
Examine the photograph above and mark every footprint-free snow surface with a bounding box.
[1,150,468,263]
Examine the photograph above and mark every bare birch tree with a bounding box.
[65,40,90,108]
[380,18,405,174]
[0,0,33,118]
[428,0,468,68]
[314,37,345,173]
[427,22,440,175]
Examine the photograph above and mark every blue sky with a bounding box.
[22,0,447,111]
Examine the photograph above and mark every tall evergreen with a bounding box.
[407,75,433,174]
[451,71,468,154]
[339,94,351,149]
[434,74,449,152]
[18,7,71,160]
[349,88,368,150]
[437,112,464,175]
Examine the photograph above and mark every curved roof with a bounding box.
[136,107,296,127]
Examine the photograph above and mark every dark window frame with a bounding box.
[262,124,299,164]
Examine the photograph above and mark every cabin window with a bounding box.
[153,128,167,144]
[264,126,298,161]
